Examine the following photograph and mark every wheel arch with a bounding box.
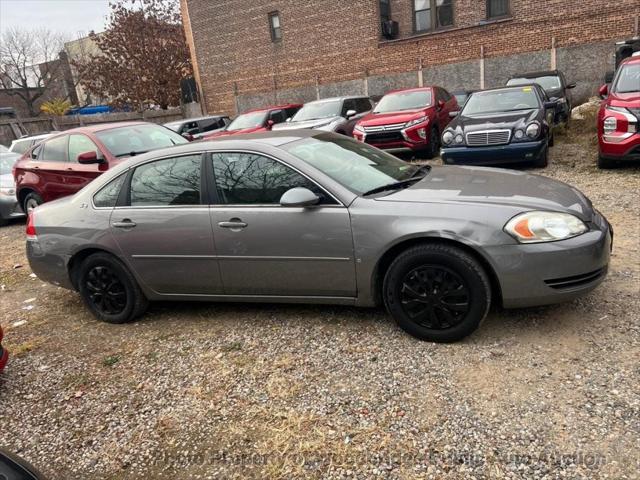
[17,187,37,208]
[68,246,120,290]
[371,236,503,308]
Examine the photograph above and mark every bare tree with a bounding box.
[0,28,67,117]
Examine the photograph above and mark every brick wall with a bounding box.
[184,0,640,115]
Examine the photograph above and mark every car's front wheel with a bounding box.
[77,252,148,324]
[383,244,491,343]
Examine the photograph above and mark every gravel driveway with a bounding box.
[0,124,638,480]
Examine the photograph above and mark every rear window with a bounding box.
[96,125,187,158]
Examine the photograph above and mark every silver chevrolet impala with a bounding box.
[26,131,612,342]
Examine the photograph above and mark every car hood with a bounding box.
[449,109,541,133]
[377,165,594,220]
[358,109,427,126]
[609,91,640,108]
[272,116,343,130]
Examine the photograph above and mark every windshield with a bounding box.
[283,133,424,195]
[164,122,182,132]
[96,124,187,158]
[507,76,562,90]
[462,87,541,115]
[374,91,432,113]
[292,101,342,122]
[612,63,640,93]
[226,111,267,131]
[0,154,19,175]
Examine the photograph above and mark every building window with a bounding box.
[269,12,282,42]
[487,0,509,19]
[380,0,391,23]
[413,0,453,33]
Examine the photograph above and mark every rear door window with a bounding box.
[94,174,126,208]
[130,155,202,207]
[355,98,372,113]
[40,135,68,162]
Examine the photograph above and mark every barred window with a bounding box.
[414,0,453,33]
[487,0,509,19]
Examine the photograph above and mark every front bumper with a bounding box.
[486,211,612,308]
[599,135,640,162]
[0,195,25,221]
[441,139,546,166]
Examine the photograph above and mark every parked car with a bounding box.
[0,325,7,371]
[451,89,475,108]
[0,145,9,153]
[26,131,611,343]
[506,70,575,123]
[441,84,557,167]
[203,104,301,139]
[352,86,457,158]
[272,96,373,136]
[14,122,188,213]
[9,132,55,155]
[0,152,25,225]
[596,53,640,169]
[164,115,231,139]
[0,449,47,479]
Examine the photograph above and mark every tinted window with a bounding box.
[41,135,68,162]
[130,155,201,207]
[96,125,187,158]
[68,134,99,163]
[355,98,372,113]
[94,174,126,208]
[284,107,300,119]
[211,152,330,205]
[341,99,357,116]
[269,109,287,124]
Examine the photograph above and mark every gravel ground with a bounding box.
[0,122,639,479]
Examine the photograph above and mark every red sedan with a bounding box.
[13,122,189,212]
[203,104,301,139]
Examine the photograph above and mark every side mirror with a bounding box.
[345,109,357,119]
[182,132,195,141]
[279,187,320,207]
[566,82,576,89]
[437,100,445,110]
[266,119,275,129]
[598,84,608,99]
[448,111,459,118]
[77,151,103,164]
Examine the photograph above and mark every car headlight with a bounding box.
[354,124,365,134]
[525,122,540,139]
[442,130,454,145]
[603,117,617,134]
[405,116,428,129]
[504,211,588,243]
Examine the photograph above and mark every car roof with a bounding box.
[14,132,55,142]
[243,103,302,114]
[62,121,150,134]
[473,84,544,94]
[508,70,561,79]
[385,86,434,95]
[305,96,369,104]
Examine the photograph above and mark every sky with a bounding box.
[0,0,112,39]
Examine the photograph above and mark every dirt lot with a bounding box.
[0,122,639,480]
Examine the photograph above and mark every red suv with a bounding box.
[13,121,188,212]
[203,104,302,139]
[597,54,640,168]
[353,86,458,157]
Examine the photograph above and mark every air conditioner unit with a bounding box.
[382,20,399,40]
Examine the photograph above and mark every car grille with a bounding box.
[362,123,406,133]
[544,268,607,290]
[365,131,405,143]
[465,129,511,146]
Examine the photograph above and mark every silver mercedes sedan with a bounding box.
[26,131,612,342]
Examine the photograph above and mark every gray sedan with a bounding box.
[26,131,611,342]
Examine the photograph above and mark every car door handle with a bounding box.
[112,220,137,229]
[218,220,247,229]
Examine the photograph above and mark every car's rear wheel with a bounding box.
[77,253,148,324]
[23,192,43,213]
[383,244,491,343]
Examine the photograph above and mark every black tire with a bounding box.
[425,127,440,159]
[597,155,615,169]
[549,131,555,147]
[77,252,148,324]
[0,217,7,227]
[383,243,491,343]
[533,144,549,168]
[23,192,43,214]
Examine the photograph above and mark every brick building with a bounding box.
[181,0,640,115]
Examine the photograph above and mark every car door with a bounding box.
[109,153,223,295]
[64,133,108,193]
[208,151,356,297]
[36,134,76,201]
